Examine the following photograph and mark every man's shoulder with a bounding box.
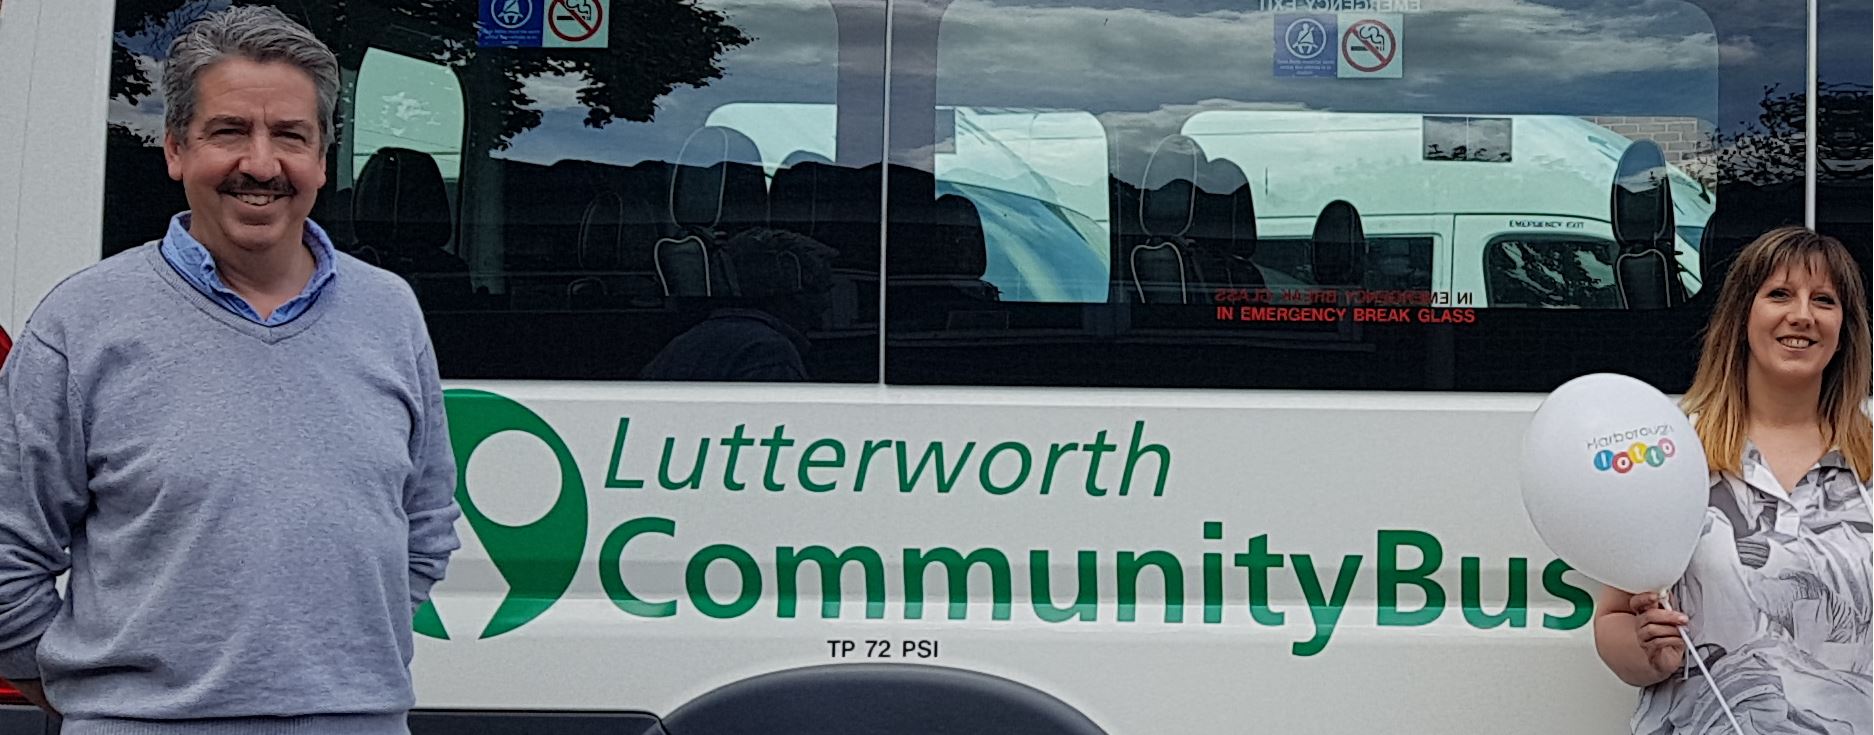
[24,243,163,332]
[328,251,437,351]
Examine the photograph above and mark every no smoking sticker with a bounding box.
[546,0,609,48]
[1337,13,1401,78]
[477,0,608,48]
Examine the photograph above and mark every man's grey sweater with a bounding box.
[0,243,462,734]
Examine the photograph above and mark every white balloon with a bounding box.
[1519,373,1709,593]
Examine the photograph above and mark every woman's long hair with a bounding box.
[1682,226,1871,480]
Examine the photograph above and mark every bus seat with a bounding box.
[352,147,472,308]
[659,126,769,296]
[1194,157,1261,289]
[1129,135,1203,304]
[1615,248,1674,309]
[889,193,995,301]
[1310,199,1366,287]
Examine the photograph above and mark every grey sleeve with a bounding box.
[404,343,462,608]
[0,333,86,680]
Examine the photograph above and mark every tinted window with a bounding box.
[880,0,1803,391]
[1485,238,1619,309]
[105,0,884,383]
[101,0,1844,392]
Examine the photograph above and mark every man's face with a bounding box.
[165,57,326,256]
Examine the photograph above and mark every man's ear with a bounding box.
[164,132,185,182]
[313,138,328,190]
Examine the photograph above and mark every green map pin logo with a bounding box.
[415,390,589,640]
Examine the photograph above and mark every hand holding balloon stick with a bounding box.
[1518,374,1742,735]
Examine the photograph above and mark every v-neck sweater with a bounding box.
[0,243,462,734]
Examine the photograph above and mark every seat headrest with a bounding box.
[1311,200,1366,286]
[1139,136,1202,238]
[670,126,768,231]
[353,147,452,250]
[579,191,657,271]
[892,194,988,280]
[780,150,833,168]
[770,161,829,233]
[1194,158,1257,260]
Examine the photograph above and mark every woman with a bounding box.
[1593,226,1872,734]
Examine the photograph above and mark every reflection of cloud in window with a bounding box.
[519,73,590,112]
[936,0,1736,118]
[114,0,230,59]
[1097,99,1310,174]
[497,0,838,167]
[372,92,435,137]
[108,55,167,140]
[509,0,834,116]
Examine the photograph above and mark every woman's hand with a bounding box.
[1595,585,1690,687]
[1628,591,1688,680]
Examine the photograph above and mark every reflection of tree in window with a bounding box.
[108,0,752,149]
[1486,240,1619,308]
[1707,82,1868,186]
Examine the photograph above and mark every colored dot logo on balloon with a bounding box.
[1592,437,1676,473]
[1645,446,1667,467]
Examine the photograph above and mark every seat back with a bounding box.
[353,147,472,307]
[1128,135,1202,303]
[660,127,769,296]
[1310,199,1367,287]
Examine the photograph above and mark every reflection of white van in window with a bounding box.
[710,104,1716,309]
[1181,111,1713,308]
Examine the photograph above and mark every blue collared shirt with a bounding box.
[159,212,338,326]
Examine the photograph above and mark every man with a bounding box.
[0,7,461,733]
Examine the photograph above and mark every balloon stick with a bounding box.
[1659,594,1744,735]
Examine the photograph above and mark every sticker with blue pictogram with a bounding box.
[1274,14,1337,77]
[480,0,544,48]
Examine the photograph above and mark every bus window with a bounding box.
[928,108,1112,303]
[103,0,880,383]
[884,0,1760,391]
[349,48,465,189]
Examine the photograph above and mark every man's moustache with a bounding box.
[217,178,295,195]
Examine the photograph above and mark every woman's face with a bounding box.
[1746,257,1843,389]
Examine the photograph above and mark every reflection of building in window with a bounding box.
[1585,116,1719,189]
[1485,238,1621,309]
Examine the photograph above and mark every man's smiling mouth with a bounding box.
[228,192,286,207]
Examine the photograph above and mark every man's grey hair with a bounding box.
[163,6,340,147]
